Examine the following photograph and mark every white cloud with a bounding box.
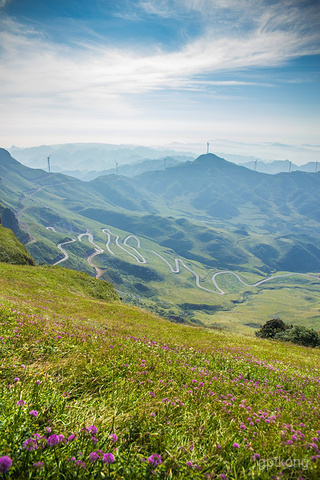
[0,1,319,147]
[1,8,319,108]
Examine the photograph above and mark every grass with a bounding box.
[0,262,320,478]
[0,227,35,266]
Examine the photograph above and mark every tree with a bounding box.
[255,317,287,339]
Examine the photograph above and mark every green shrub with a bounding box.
[276,325,320,348]
[255,317,287,339]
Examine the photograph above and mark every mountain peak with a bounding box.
[193,152,238,170]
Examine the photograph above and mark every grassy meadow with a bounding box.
[0,263,319,479]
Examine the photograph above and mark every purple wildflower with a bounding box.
[186,461,193,467]
[13,377,20,382]
[23,438,38,451]
[0,456,12,474]
[47,434,59,446]
[148,454,162,467]
[220,475,227,480]
[68,434,76,442]
[33,461,44,470]
[75,460,86,469]
[87,425,97,435]
[233,443,240,449]
[89,452,99,463]
[29,410,38,417]
[102,453,115,464]
[109,434,117,444]
[16,400,25,406]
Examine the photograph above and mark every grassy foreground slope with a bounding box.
[0,226,35,265]
[0,263,319,479]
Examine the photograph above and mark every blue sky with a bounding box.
[0,0,319,162]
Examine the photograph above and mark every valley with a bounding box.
[0,147,319,335]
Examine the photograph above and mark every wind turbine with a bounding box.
[114,160,119,175]
[44,154,53,173]
[163,157,167,170]
[288,161,292,173]
[207,142,210,154]
[254,159,258,171]
[315,161,318,173]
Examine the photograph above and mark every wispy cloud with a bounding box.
[1,3,319,107]
[1,0,319,148]
[0,0,9,8]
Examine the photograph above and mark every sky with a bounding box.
[0,0,320,162]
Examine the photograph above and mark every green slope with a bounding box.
[0,263,319,479]
[0,226,35,265]
[0,148,319,334]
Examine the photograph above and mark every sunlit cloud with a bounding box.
[0,0,319,150]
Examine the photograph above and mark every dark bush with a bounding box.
[275,326,320,348]
[255,317,287,339]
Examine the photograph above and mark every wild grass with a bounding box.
[0,263,319,479]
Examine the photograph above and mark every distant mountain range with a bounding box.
[9,143,318,180]
[9,143,194,172]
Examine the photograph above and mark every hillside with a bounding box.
[0,226,35,265]
[0,148,319,334]
[134,153,320,231]
[0,262,319,479]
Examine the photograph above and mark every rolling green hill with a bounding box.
[0,148,319,334]
[135,153,320,233]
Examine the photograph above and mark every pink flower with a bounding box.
[0,456,12,474]
[102,453,115,464]
[47,434,59,446]
[148,454,162,467]
[29,410,38,417]
[23,438,38,451]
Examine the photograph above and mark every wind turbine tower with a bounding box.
[315,161,318,173]
[289,161,292,173]
[163,157,167,170]
[45,154,52,173]
[207,142,210,154]
[114,160,119,175]
[254,159,258,171]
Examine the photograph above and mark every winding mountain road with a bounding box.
[48,226,319,295]
[53,238,76,265]
[78,230,105,279]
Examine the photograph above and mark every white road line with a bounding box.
[54,239,76,265]
[150,250,221,294]
[102,228,115,255]
[78,229,104,278]
[114,234,146,264]
[123,235,147,263]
